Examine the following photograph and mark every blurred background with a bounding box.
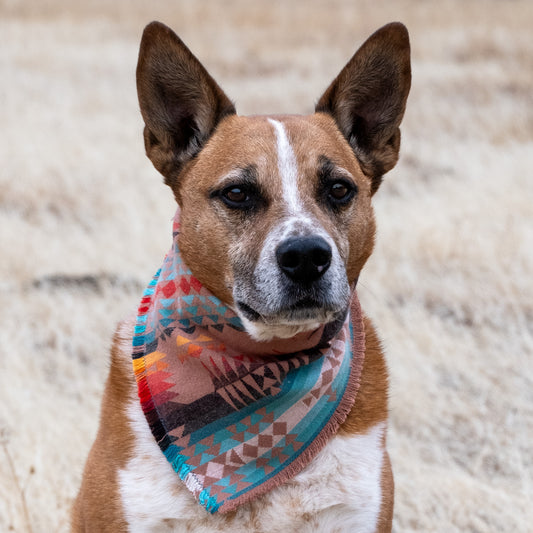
[1,0,531,531]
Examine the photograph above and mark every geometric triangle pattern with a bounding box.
[132,209,366,514]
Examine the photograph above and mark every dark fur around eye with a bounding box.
[209,165,266,211]
[220,185,255,208]
[317,156,358,210]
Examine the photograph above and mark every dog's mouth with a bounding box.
[236,301,263,321]
[235,297,349,342]
[236,299,338,326]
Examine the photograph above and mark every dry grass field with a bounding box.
[1,0,532,531]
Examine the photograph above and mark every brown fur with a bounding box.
[339,317,389,435]
[73,20,410,532]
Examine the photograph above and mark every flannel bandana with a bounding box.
[132,210,365,514]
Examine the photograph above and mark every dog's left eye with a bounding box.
[327,180,357,205]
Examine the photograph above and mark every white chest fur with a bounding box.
[118,399,385,533]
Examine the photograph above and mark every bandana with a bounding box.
[132,210,365,514]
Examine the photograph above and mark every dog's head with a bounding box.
[136,22,410,341]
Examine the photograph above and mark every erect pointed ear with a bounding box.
[136,21,236,190]
[316,22,411,194]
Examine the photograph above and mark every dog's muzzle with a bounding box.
[236,236,345,327]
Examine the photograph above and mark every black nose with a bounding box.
[276,236,332,283]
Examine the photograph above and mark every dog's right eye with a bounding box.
[220,185,255,209]
[224,187,248,204]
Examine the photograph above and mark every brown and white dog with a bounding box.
[72,21,410,533]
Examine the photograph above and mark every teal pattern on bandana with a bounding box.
[132,211,365,514]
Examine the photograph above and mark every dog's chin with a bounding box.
[236,302,340,342]
[242,319,325,342]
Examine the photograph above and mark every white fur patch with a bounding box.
[119,401,385,532]
[239,313,324,341]
[266,118,317,232]
[118,400,192,531]
[288,422,386,533]
[268,118,301,216]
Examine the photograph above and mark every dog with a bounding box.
[72,20,410,533]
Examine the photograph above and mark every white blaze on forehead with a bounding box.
[268,118,302,215]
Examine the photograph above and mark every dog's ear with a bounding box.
[316,22,411,194]
[136,21,236,190]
